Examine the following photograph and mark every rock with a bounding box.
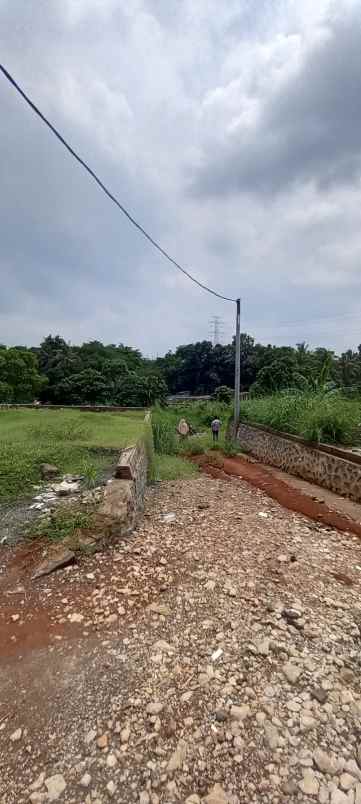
[10,728,22,742]
[282,607,302,620]
[139,793,150,804]
[311,687,328,704]
[215,709,228,723]
[224,585,236,597]
[54,480,80,496]
[204,784,229,804]
[230,704,251,721]
[313,748,339,776]
[85,728,97,744]
[11,614,20,622]
[283,662,302,684]
[162,513,176,523]
[340,773,356,791]
[30,772,46,792]
[148,603,171,616]
[167,739,187,772]
[80,774,91,788]
[330,790,350,804]
[205,580,216,591]
[97,733,108,749]
[45,774,66,801]
[344,760,361,781]
[32,551,75,580]
[277,554,288,563]
[185,796,201,804]
[106,781,116,798]
[355,784,361,804]
[68,612,84,623]
[299,769,319,796]
[106,613,118,625]
[29,794,47,804]
[319,785,330,804]
[153,640,174,654]
[120,726,130,743]
[40,463,59,480]
[255,638,270,656]
[300,714,316,733]
[106,753,117,768]
[146,702,164,715]
[264,721,280,750]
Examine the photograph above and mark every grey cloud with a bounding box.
[193,9,361,197]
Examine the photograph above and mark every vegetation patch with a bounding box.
[0,408,143,502]
[29,505,94,543]
[240,392,361,446]
[154,455,199,481]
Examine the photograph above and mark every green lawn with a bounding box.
[0,409,143,502]
[154,454,199,481]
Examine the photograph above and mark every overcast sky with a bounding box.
[1,0,361,355]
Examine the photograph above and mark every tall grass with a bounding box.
[240,392,361,446]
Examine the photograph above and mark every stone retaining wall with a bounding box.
[237,422,361,502]
[98,438,149,537]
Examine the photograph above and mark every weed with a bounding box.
[154,455,199,481]
[29,506,93,542]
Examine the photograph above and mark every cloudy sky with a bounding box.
[1,0,361,355]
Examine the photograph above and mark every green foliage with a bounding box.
[142,414,156,482]
[213,385,233,403]
[152,415,178,455]
[154,455,199,481]
[0,347,46,402]
[30,506,93,542]
[240,392,361,446]
[0,409,142,501]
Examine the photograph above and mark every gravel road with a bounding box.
[1,473,361,804]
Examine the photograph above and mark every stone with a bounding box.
[97,733,108,749]
[167,739,187,772]
[264,721,280,750]
[10,728,22,742]
[153,640,174,654]
[106,753,117,768]
[230,705,251,721]
[11,614,20,622]
[68,612,84,623]
[148,603,171,616]
[185,796,201,804]
[330,790,350,804]
[85,728,97,744]
[340,774,356,792]
[80,774,91,788]
[32,551,75,580]
[282,607,302,620]
[204,784,229,804]
[311,687,328,704]
[29,795,47,804]
[106,781,116,798]
[146,702,164,715]
[45,774,66,802]
[215,709,228,723]
[319,785,329,804]
[40,463,59,480]
[255,638,270,656]
[139,792,150,804]
[224,586,237,597]
[283,663,302,684]
[299,769,319,796]
[300,714,317,733]
[30,772,46,792]
[313,748,339,776]
[120,726,130,743]
[355,784,361,804]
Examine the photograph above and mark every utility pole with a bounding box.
[234,298,241,432]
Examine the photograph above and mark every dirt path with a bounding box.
[1,475,361,803]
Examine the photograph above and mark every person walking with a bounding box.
[211,416,221,443]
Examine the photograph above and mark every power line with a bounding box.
[0,63,236,304]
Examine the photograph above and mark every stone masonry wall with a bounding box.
[237,422,361,502]
[99,439,148,537]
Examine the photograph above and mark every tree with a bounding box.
[54,369,113,404]
[0,348,46,402]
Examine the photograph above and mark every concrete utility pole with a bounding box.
[234,298,241,432]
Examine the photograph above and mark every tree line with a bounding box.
[1,334,361,405]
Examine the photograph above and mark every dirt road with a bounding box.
[1,474,361,804]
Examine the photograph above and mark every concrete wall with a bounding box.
[237,422,361,502]
[98,439,149,537]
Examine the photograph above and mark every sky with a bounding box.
[1,0,361,356]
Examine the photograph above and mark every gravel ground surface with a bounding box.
[1,474,361,804]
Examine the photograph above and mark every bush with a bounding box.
[213,386,233,404]
[240,392,361,446]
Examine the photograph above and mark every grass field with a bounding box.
[0,409,143,502]
[240,392,361,446]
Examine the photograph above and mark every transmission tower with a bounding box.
[209,315,224,346]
